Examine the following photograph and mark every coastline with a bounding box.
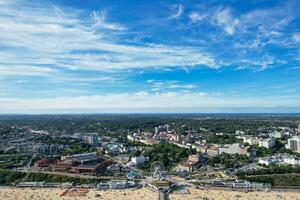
[0,187,299,200]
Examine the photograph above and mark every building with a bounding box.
[87,135,98,146]
[259,138,275,149]
[73,132,84,140]
[258,157,277,166]
[259,154,300,166]
[71,164,102,175]
[274,131,284,139]
[15,143,28,153]
[243,137,260,145]
[206,146,219,156]
[97,180,137,190]
[177,162,193,172]
[165,124,170,132]
[286,136,300,153]
[155,127,159,134]
[107,164,123,173]
[235,130,245,135]
[219,143,256,157]
[61,152,102,165]
[34,158,56,168]
[177,154,202,172]
[284,157,300,165]
[49,144,62,154]
[104,143,127,155]
[51,153,107,174]
[131,156,149,166]
[16,182,45,188]
[188,154,201,163]
[51,160,75,172]
[35,144,48,154]
[192,144,208,154]
[127,135,135,142]
[207,180,269,190]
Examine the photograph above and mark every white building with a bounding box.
[127,135,135,142]
[259,138,275,149]
[87,135,98,146]
[131,156,149,166]
[235,130,245,135]
[259,154,300,166]
[243,137,260,145]
[219,143,256,157]
[286,136,300,153]
[73,132,84,140]
[259,158,275,166]
[154,127,159,134]
[274,131,284,139]
[284,157,300,165]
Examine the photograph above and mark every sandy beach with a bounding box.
[0,187,299,200]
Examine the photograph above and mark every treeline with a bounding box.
[0,170,102,185]
[1,115,299,136]
[244,174,300,186]
[237,165,300,177]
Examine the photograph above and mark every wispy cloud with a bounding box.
[239,56,275,71]
[168,4,184,19]
[0,0,216,77]
[293,33,300,42]
[0,65,57,76]
[0,0,299,113]
[91,10,126,31]
[146,80,198,91]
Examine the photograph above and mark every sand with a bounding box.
[0,187,299,200]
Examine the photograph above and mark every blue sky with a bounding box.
[0,0,300,113]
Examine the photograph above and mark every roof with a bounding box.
[35,158,51,164]
[72,164,100,169]
[72,154,100,162]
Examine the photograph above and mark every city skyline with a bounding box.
[1,0,300,113]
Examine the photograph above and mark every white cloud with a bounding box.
[91,10,126,31]
[168,4,184,19]
[211,2,298,40]
[293,33,300,42]
[146,80,197,91]
[0,65,57,76]
[189,12,205,22]
[0,1,216,76]
[241,56,274,71]
[212,8,239,35]
[15,80,29,84]
[0,91,299,113]
[169,84,196,89]
[49,75,121,83]
[146,79,155,83]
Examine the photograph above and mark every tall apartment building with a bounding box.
[258,138,275,149]
[286,136,300,153]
